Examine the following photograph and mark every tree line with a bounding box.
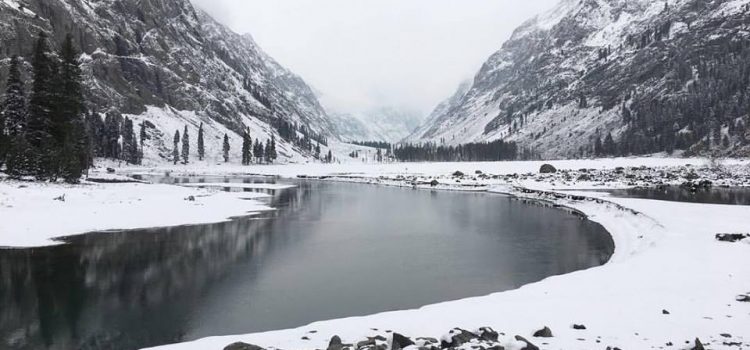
[393,140,519,162]
[0,33,89,183]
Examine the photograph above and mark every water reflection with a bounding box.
[0,180,613,350]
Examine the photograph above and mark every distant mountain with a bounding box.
[411,0,750,158]
[332,107,424,143]
[0,0,338,163]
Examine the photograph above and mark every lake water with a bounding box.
[0,179,613,350]
[607,186,750,205]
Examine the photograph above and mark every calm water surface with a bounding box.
[0,179,613,350]
[607,186,750,205]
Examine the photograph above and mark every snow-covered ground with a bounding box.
[2,156,749,349]
[124,157,749,350]
[0,179,279,248]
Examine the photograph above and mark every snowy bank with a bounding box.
[0,180,274,248]
[139,158,750,350]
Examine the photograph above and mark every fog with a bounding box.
[191,0,558,116]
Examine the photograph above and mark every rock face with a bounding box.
[331,107,424,143]
[0,0,338,162]
[540,164,557,174]
[409,0,750,158]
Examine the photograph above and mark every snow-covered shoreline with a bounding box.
[126,157,749,350]
[0,179,279,248]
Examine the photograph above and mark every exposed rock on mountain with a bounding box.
[412,0,750,158]
[332,107,423,143]
[0,0,337,163]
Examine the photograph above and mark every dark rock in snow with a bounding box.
[691,338,706,350]
[356,339,375,349]
[430,179,440,187]
[662,309,670,315]
[441,328,478,348]
[736,294,750,302]
[478,327,499,341]
[533,326,553,338]
[224,342,264,350]
[572,324,587,330]
[328,336,344,350]
[106,168,116,173]
[390,333,414,350]
[539,164,557,174]
[716,233,750,242]
[452,171,465,177]
[514,336,539,350]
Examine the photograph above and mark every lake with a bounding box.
[0,179,614,350]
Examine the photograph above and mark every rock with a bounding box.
[662,309,670,315]
[572,324,586,330]
[720,333,732,338]
[356,339,375,349]
[532,326,553,338]
[514,336,539,350]
[452,171,465,177]
[441,328,478,348]
[107,168,116,173]
[539,164,557,174]
[185,195,196,201]
[478,327,499,341]
[475,170,483,174]
[716,233,750,242]
[736,294,750,302]
[416,337,438,344]
[328,335,343,350]
[371,335,387,342]
[390,333,414,350]
[430,179,440,187]
[224,342,264,350]
[487,346,505,350]
[577,174,592,181]
[691,338,705,350]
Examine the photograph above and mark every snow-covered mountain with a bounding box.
[0,0,339,163]
[411,0,750,158]
[332,107,423,143]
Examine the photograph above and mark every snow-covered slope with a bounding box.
[331,107,423,143]
[412,0,750,158]
[0,0,339,163]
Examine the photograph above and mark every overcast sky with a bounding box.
[190,0,558,116]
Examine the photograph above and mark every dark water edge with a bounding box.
[0,180,614,350]
[606,186,750,205]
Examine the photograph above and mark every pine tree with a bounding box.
[197,122,205,161]
[269,135,277,162]
[2,56,33,176]
[58,34,89,182]
[264,139,272,163]
[255,140,264,163]
[173,130,180,165]
[222,133,230,162]
[181,125,189,164]
[603,133,616,156]
[139,122,147,147]
[327,150,333,163]
[241,129,251,165]
[27,31,58,178]
[594,136,603,156]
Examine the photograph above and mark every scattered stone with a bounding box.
[416,337,438,344]
[328,335,343,350]
[301,337,310,341]
[691,338,705,350]
[662,309,670,315]
[430,179,440,187]
[478,327,499,341]
[441,329,478,348]
[185,195,196,201]
[533,326,553,338]
[514,335,539,350]
[390,333,414,350]
[736,294,750,302]
[716,233,750,243]
[224,342,264,350]
[452,171,465,177]
[106,167,116,173]
[572,324,587,330]
[666,342,673,346]
[356,339,375,349]
[720,333,732,338]
[539,164,557,174]
[53,194,66,202]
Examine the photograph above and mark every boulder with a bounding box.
[539,164,557,174]
[572,324,586,330]
[716,233,749,242]
[390,333,414,350]
[478,327,499,341]
[430,179,440,187]
[514,336,539,350]
[441,328,478,348]
[224,342,264,350]
[691,338,705,350]
[532,326,553,338]
[452,171,465,177]
[662,309,670,315]
[736,294,750,302]
[328,335,344,350]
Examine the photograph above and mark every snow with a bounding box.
[123,156,750,350]
[0,179,272,248]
